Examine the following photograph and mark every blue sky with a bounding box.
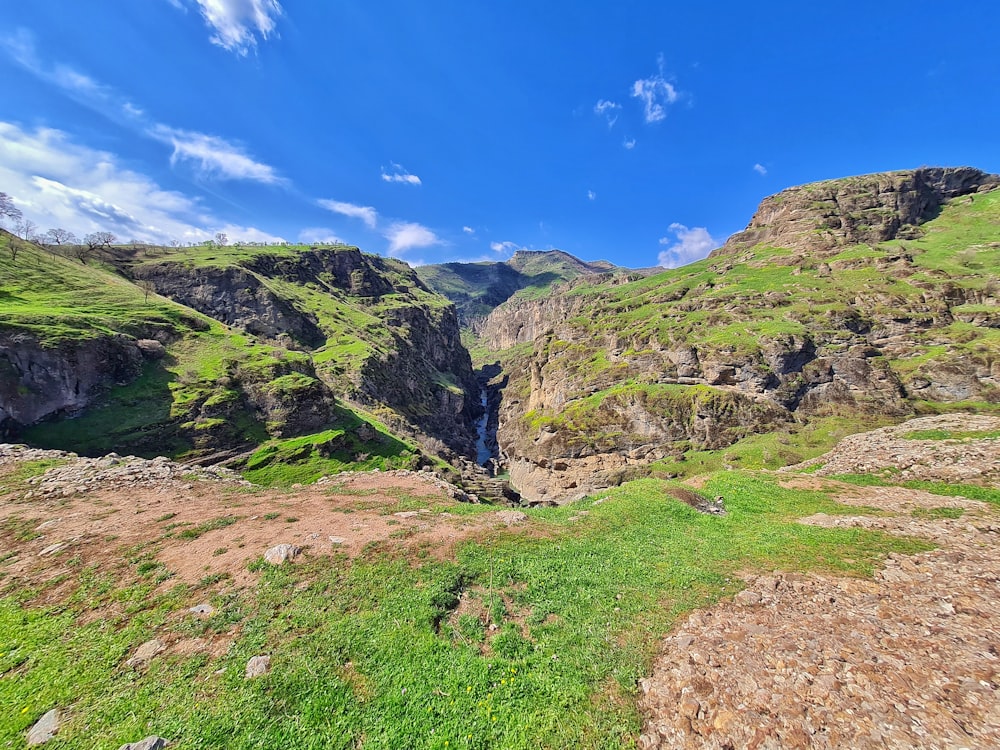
[1,2,998,269]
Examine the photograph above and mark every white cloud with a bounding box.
[594,99,621,128]
[462,226,475,235]
[149,125,282,184]
[174,0,284,56]
[623,137,637,150]
[657,222,717,268]
[317,199,378,229]
[2,32,283,186]
[384,222,440,256]
[753,163,768,176]
[381,163,422,186]
[587,190,596,201]
[0,121,280,244]
[298,227,345,245]
[632,57,679,124]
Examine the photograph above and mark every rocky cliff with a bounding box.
[481,168,1000,501]
[127,246,480,455]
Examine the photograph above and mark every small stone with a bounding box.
[38,543,67,557]
[189,603,215,616]
[496,510,528,526]
[263,544,300,564]
[125,639,166,669]
[735,590,762,606]
[393,511,419,518]
[245,655,271,679]
[27,709,60,745]
[329,536,347,545]
[117,736,170,750]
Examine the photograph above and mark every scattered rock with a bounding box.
[38,542,67,557]
[263,543,300,565]
[117,737,170,750]
[125,639,166,669]
[135,339,167,360]
[329,536,347,545]
[188,603,215,616]
[26,709,60,745]
[393,511,420,519]
[245,655,271,679]
[495,510,528,526]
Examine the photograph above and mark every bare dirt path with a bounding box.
[639,478,1000,749]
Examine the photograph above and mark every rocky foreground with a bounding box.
[640,415,1000,749]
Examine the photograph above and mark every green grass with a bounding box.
[0,471,934,749]
[829,474,1000,507]
[903,428,1000,440]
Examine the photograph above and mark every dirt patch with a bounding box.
[0,452,523,602]
[639,482,1000,749]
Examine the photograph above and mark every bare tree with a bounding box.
[214,231,228,247]
[78,231,116,263]
[0,192,22,228]
[14,217,36,241]
[44,228,78,249]
[137,279,156,302]
[6,236,22,262]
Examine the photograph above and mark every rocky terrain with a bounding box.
[476,167,1000,501]
[639,417,1000,748]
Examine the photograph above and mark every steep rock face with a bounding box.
[133,248,480,455]
[716,167,998,256]
[0,332,144,437]
[132,264,325,347]
[482,169,1000,502]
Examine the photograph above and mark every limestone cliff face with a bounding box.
[0,332,144,437]
[482,168,1000,502]
[715,167,998,256]
[133,248,480,455]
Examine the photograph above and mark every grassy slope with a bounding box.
[485,191,1000,457]
[2,240,423,479]
[0,471,934,749]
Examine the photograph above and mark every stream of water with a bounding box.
[474,389,492,465]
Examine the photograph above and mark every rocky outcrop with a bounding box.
[479,169,1000,502]
[715,166,999,256]
[0,331,144,438]
[132,263,325,347]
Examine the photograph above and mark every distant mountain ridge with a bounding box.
[415,249,620,324]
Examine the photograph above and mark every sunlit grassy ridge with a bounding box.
[2,239,426,475]
[0,472,933,749]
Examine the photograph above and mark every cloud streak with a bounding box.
[172,0,284,55]
[318,199,378,228]
[753,163,768,176]
[381,163,422,185]
[2,29,284,185]
[150,125,283,184]
[384,222,440,256]
[657,223,717,268]
[0,121,281,244]
[594,99,621,128]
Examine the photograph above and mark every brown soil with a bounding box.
[639,478,1000,749]
[0,463,521,599]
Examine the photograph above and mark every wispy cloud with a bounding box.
[298,227,345,245]
[587,190,597,201]
[753,163,768,176]
[593,99,621,128]
[623,137,637,150]
[657,222,717,268]
[381,163,422,186]
[171,0,284,56]
[150,125,282,184]
[2,30,284,185]
[632,56,679,123]
[462,226,475,235]
[384,222,440,256]
[317,199,378,229]
[0,120,281,244]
